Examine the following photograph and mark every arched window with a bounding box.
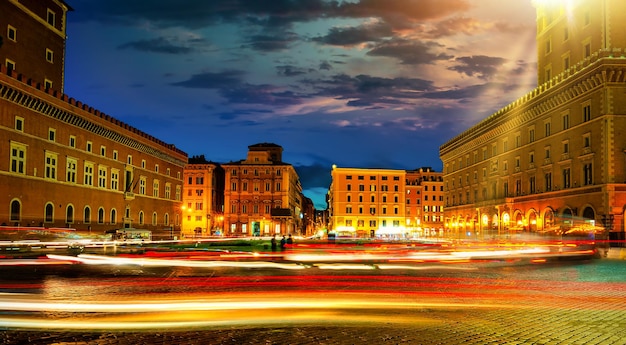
[10,199,21,222]
[139,211,144,225]
[44,203,54,223]
[98,207,105,224]
[164,213,169,226]
[110,209,117,224]
[66,205,74,224]
[152,212,157,226]
[84,206,91,224]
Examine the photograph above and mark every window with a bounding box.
[562,113,570,130]
[176,185,182,201]
[165,183,171,199]
[113,150,118,160]
[139,177,146,195]
[110,209,117,224]
[242,182,248,191]
[111,169,119,190]
[98,167,107,188]
[44,79,53,90]
[346,206,352,214]
[10,142,26,174]
[545,172,552,191]
[45,203,54,223]
[86,141,92,153]
[66,205,74,224]
[583,163,593,185]
[155,164,159,173]
[15,116,24,132]
[139,211,144,225]
[10,200,20,222]
[545,147,551,159]
[583,40,591,59]
[152,212,158,226]
[7,25,16,41]
[544,122,551,137]
[46,49,54,63]
[66,158,77,183]
[84,163,94,186]
[84,207,91,224]
[563,141,569,154]
[529,152,535,164]
[47,9,56,26]
[529,128,535,143]
[153,180,159,197]
[48,128,56,141]
[127,155,133,165]
[69,135,76,148]
[232,182,238,191]
[44,152,57,180]
[98,208,105,224]
[583,103,591,122]
[515,134,521,148]
[141,160,146,168]
[276,182,281,191]
[563,168,571,188]
[100,146,106,157]
[583,134,591,148]
[563,53,570,70]
[6,59,15,74]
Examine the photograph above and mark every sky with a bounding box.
[63,0,539,209]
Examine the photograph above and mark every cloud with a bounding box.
[276,65,309,77]
[170,70,245,89]
[118,37,193,54]
[243,31,300,52]
[449,55,507,80]
[367,39,453,65]
[312,21,393,46]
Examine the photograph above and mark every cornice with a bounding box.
[440,49,626,160]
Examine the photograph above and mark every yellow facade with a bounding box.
[182,163,221,237]
[328,166,443,239]
[440,0,626,241]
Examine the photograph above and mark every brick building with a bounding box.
[0,0,187,239]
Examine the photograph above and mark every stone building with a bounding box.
[440,0,626,242]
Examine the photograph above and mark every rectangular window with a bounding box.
[544,122,551,137]
[84,163,94,186]
[111,169,119,190]
[584,41,591,59]
[153,181,159,197]
[47,9,56,26]
[45,152,57,179]
[139,177,146,194]
[86,141,92,153]
[15,116,24,132]
[67,158,77,183]
[7,25,16,41]
[563,54,570,70]
[10,142,26,174]
[583,104,591,122]
[69,135,76,148]
[6,59,15,74]
[562,113,570,130]
[276,182,281,191]
[545,38,551,54]
[563,168,571,188]
[44,79,53,90]
[98,167,107,188]
[100,146,106,157]
[545,172,552,191]
[583,163,593,185]
[46,49,54,63]
[48,128,56,141]
[529,129,535,143]
[165,183,171,199]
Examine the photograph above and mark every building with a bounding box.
[405,167,445,238]
[440,0,626,242]
[328,166,407,238]
[181,155,224,238]
[221,143,303,237]
[1,0,72,92]
[0,0,187,239]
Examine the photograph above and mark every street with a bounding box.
[1,248,625,344]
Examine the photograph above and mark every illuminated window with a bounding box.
[10,142,27,174]
[44,152,57,180]
[7,25,16,41]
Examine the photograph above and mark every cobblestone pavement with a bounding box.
[3,298,626,345]
[2,259,626,344]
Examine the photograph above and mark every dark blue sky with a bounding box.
[62,0,538,209]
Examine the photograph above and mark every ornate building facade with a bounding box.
[1,0,187,239]
[221,143,303,237]
[440,0,626,242]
